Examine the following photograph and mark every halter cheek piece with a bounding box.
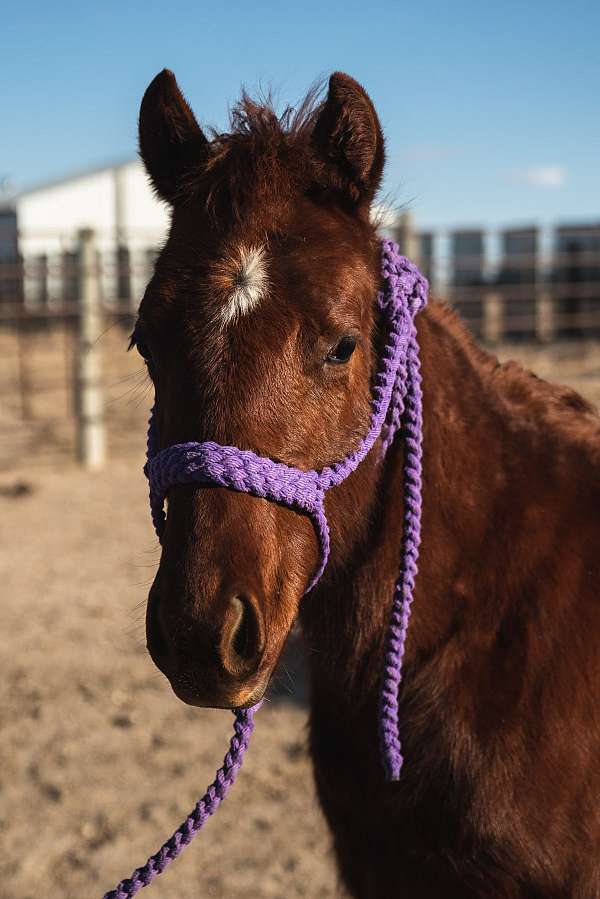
[103,240,428,899]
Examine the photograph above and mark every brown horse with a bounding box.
[134,69,600,898]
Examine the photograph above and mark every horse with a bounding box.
[133,69,600,898]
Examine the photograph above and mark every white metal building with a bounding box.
[9,160,170,309]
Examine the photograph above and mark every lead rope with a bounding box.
[102,240,427,897]
[103,706,258,899]
[378,330,423,780]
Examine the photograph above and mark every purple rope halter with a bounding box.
[102,239,427,898]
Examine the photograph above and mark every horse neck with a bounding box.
[300,302,595,704]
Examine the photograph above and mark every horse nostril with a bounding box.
[231,598,252,660]
[221,596,263,677]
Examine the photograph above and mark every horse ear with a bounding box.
[312,72,385,211]
[138,69,209,204]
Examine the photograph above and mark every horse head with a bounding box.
[135,70,385,709]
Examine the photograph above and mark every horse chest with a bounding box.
[307,690,586,899]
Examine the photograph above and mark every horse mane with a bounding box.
[425,301,600,458]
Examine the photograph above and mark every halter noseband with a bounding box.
[103,239,427,899]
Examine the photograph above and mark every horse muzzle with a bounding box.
[146,584,270,709]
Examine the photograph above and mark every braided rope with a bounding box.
[102,705,258,899]
[380,341,410,458]
[378,331,424,780]
[102,240,428,896]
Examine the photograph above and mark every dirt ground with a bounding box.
[2,324,599,899]
[0,460,341,899]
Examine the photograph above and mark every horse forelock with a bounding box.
[175,82,326,224]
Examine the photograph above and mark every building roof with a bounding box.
[17,158,138,199]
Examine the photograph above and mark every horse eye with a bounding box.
[326,336,357,365]
[129,330,152,363]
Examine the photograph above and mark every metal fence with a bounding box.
[0,222,599,470]
[391,216,600,343]
[0,228,156,470]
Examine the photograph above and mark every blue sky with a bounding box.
[2,0,598,229]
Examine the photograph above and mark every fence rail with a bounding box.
[0,222,599,470]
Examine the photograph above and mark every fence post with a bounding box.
[536,289,555,343]
[483,290,504,344]
[394,212,420,265]
[16,308,33,421]
[76,228,106,469]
